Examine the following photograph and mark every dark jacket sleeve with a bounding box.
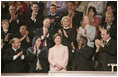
[102,39,117,56]
[79,46,94,60]
[26,48,37,62]
[4,49,15,62]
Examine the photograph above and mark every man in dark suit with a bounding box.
[3,38,28,73]
[100,11,117,40]
[4,5,25,34]
[32,17,55,49]
[26,3,44,36]
[63,1,83,31]
[73,36,94,71]
[95,29,117,71]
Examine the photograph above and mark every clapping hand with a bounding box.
[10,14,18,22]
[63,29,68,38]
[25,30,29,37]
[31,12,37,20]
[43,28,48,39]
[4,33,12,42]
[58,29,62,35]
[95,39,104,51]
[16,51,23,57]
[77,28,82,35]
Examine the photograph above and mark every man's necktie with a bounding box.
[69,13,72,28]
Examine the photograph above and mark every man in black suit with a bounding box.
[63,1,83,31]
[100,11,117,40]
[95,29,117,71]
[3,38,28,73]
[32,17,55,49]
[4,5,25,34]
[73,36,94,71]
[26,3,44,36]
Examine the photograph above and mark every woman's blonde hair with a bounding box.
[81,14,92,28]
[61,16,71,26]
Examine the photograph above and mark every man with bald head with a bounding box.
[3,38,28,73]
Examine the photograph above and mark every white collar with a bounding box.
[63,27,70,29]
[106,37,111,43]
[51,13,56,16]
[3,29,8,33]
[107,22,112,25]
[43,27,47,30]
[12,47,17,52]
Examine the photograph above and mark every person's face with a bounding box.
[75,1,79,6]
[62,18,70,27]
[54,36,61,45]
[35,38,41,47]
[89,9,95,17]
[50,6,56,14]
[83,16,90,24]
[2,21,9,29]
[12,38,21,49]
[43,19,51,28]
[78,38,83,46]
[68,2,75,12]
[32,4,39,13]
[105,13,114,23]
[107,6,113,13]
[17,1,22,5]
[19,26,27,34]
[101,30,110,41]
[9,6,17,14]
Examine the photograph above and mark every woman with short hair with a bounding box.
[48,33,69,71]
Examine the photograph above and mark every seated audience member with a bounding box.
[10,1,28,15]
[63,1,83,32]
[14,25,31,50]
[26,3,44,36]
[75,1,85,13]
[106,3,117,17]
[27,36,49,73]
[77,15,96,48]
[88,6,100,39]
[100,11,117,40]
[58,16,76,70]
[47,4,62,30]
[1,19,14,50]
[28,1,44,14]
[95,29,117,71]
[5,5,25,33]
[73,36,94,71]
[1,1,9,20]
[100,5,116,26]
[46,1,67,16]
[33,17,54,49]
[3,38,29,73]
[48,33,68,71]
[86,1,105,19]
[1,19,13,73]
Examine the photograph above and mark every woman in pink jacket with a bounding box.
[48,33,69,71]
